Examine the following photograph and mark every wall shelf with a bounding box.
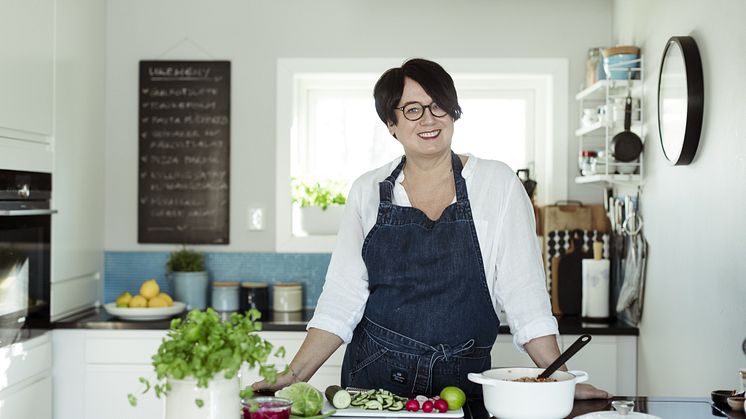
[574,174,642,185]
[575,56,644,187]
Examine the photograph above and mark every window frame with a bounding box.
[276,58,568,252]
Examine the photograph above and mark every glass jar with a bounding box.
[211,281,239,312]
[578,150,598,176]
[585,48,601,88]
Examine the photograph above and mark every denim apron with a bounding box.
[341,152,499,397]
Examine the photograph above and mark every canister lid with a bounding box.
[241,281,268,288]
[602,45,640,57]
[213,281,239,288]
[273,282,302,289]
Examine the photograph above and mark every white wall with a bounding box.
[104,0,612,251]
[612,0,746,396]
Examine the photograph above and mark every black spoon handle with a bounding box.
[538,334,592,379]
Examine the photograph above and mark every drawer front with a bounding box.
[0,334,52,391]
[86,331,166,364]
[0,375,52,419]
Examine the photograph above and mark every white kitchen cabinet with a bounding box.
[0,0,54,140]
[50,0,106,320]
[490,334,637,396]
[0,333,53,419]
[52,329,345,419]
[0,0,55,172]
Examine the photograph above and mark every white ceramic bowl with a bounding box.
[468,367,588,419]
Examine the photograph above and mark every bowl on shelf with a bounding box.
[603,45,641,80]
[711,390,741,409]
[727,395,744,411]
[614,162,639,175]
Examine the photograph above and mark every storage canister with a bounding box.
[211,281,239,312]
[240,282,269,314]
[272,282,303,312]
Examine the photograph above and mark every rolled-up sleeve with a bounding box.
[307,180,370,343]
[493,178,558,352]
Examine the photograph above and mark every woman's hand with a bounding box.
[251,371,297,393]
[575,383,611,399]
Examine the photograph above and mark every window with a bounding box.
[276,59,568,252]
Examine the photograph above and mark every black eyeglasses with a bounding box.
[394,102,448,121]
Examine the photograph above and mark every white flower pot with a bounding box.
[298,206,344,235]
[164,374,239,419]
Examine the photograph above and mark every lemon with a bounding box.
[148,296,168,308]
[128,295,148,308]
[157,292,174,306]
[115,291,133,307]
[439,386,466,410]
[139,279,160,299]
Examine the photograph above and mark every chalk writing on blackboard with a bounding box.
[138,60,230,244]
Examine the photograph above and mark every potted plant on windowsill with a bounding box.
[292,178,347,236]
[167,247,208,310]
[128,308,283,419]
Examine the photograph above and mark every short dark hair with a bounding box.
[373,58,462,126]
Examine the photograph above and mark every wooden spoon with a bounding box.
[538,334,592,380]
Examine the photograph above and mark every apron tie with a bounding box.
[415,339,476,394]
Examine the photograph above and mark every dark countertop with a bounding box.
[52,307,316,331]
[464,397,741,419]
[52,307,639,335]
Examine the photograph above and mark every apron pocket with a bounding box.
[348,331,418,394]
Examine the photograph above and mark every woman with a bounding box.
[255,58,608,399]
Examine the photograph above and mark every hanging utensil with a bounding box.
[611,87,643,163]
[538,334,592,379]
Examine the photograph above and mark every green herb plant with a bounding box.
[166,247,205,273]
[128,308,284,408]
[291,178,347,211]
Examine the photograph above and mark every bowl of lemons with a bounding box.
[104,279,186,321]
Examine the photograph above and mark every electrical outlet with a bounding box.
[247,207,264,231]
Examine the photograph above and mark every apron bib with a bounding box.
[341,152,499,397]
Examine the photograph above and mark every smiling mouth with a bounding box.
[418,129,441,139]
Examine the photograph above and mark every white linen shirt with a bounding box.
[307,155,559,352]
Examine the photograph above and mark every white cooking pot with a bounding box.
[468,367,588,419]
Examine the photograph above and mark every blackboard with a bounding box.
[138,60,230,244]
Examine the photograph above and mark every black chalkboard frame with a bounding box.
[137,60,231,245]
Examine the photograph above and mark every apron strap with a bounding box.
[451,152,469,203]
[379,156,406,203]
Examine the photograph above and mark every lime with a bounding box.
[439,386,466,410]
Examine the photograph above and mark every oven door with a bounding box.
[0,209,52,345]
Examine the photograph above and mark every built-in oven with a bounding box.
[0,169,56,347]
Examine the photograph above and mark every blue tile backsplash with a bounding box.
[104,252,331,308]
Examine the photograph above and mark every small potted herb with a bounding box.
[166,247,208,310]
[129,308,283,419]
[291,179,347,235]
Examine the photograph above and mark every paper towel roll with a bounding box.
[582,259,610,319]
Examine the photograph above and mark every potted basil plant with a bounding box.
[128,308,284,419]
[291,178,347,235]
[167,247,208,310]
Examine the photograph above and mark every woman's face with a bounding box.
[388,77,454,159]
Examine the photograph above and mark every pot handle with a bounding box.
[467,372,495,386]
[569,370,589,384]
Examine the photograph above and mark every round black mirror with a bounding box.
[657,36,704,165]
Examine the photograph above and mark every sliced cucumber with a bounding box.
[325,385,352,409]
[364,400,383,410]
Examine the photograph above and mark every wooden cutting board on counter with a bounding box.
[323,400,464,418]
